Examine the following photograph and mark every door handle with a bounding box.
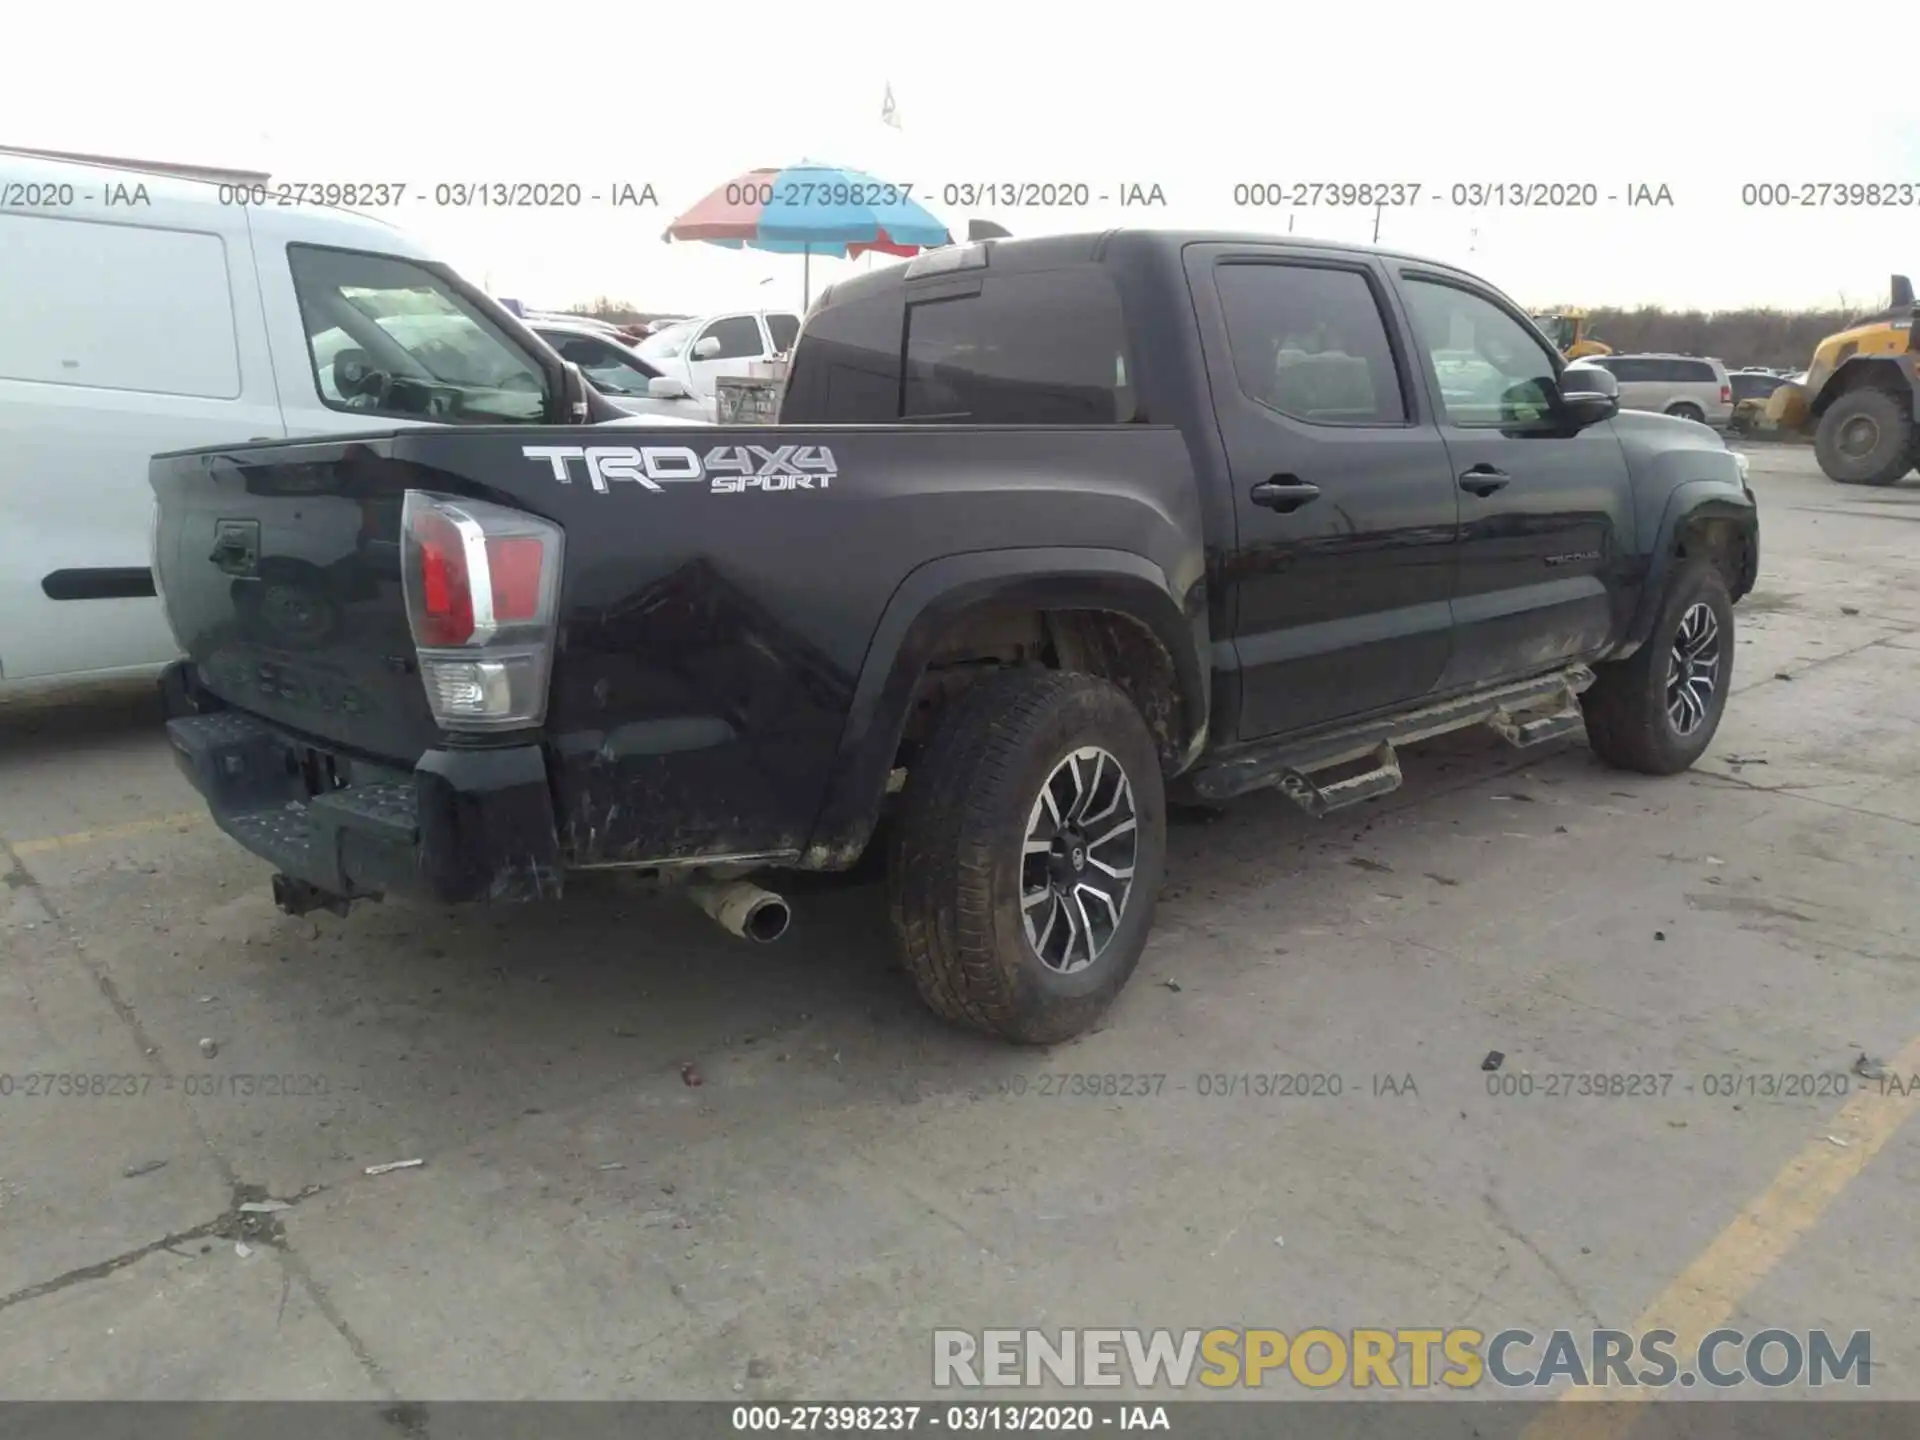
[1250,477,1322,512]
[1459,466,1511,496]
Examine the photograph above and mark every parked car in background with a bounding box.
[529,318,715,422]
[522,310,624,335]
[635,310,801,400]
[0,147,635,698]
[1729,369,1790,404]
[1581,354,1733,428]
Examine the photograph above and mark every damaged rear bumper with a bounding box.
[164,676,562,906]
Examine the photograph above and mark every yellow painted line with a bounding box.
[1522,1030,1920,1439]
[10,811,208,857]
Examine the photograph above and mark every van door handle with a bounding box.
[1459,466,1511,496]
[1250,477,1322,511]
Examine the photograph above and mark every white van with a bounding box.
[0,149,619,695]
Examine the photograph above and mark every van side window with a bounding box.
[288,245,549,424]
[0,213,238,398]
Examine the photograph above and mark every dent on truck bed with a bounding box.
[547,558,849,868]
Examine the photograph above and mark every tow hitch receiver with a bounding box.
[271,873,361,918]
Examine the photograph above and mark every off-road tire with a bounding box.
[1814,387,1914,486]
[887,670,1167,1044]
[1581,559,1734,775]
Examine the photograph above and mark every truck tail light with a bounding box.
[400,491,564,731]
[1720,384,1732,404]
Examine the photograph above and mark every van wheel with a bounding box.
[1581,560,1734,775]
[887,670,1166,1044]
[1815,387,1914,485]
[1667,402,1706,425]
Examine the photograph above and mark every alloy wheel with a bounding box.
[1021,746,1138,974]
[1666,602,1721,736]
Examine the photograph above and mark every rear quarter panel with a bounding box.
[390,423,1203,869]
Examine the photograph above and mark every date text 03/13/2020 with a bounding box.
[1228,180,1676,208]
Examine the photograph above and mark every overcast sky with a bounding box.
[6,1,1918,317]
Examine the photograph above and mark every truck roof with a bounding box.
[827,227,1507,306]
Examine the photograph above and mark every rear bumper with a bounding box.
[164,680,562,905]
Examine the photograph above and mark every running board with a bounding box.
[1186,665,1594,804]
[1487,674,1589,749]
[1275,743,1403,818]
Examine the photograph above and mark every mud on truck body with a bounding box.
[154,230,1759,1043]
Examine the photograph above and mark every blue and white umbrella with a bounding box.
[664,162,952,307]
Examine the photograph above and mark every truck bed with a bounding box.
[150,423,1204,878]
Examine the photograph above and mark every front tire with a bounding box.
[1814,387,1914,486]
[1581,559,1734,775]
[887,670,1167,1044]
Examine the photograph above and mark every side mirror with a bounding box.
[648,375,690,399]
[692,336,723,360]
[1559,363,1619,427]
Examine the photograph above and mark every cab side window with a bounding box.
[1401,278,1558,427]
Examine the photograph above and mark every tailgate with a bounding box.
[150,437,438,762]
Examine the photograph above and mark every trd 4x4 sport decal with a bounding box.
[522,444,836,494]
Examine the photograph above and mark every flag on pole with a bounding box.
[881,82,902,131]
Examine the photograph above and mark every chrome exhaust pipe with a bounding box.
[686,880,791,943]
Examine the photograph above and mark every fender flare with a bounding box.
[1809,355,1916,418]
[1624,482,1759,649]
[800,547,1210,869]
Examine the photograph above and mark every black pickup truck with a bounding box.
[153,229,1759,1044]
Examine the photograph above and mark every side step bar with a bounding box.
[1274,743,1403,818]
[1187,665,1594,811]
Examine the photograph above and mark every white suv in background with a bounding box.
[635,310,800,401]
[1584,354,1734,428]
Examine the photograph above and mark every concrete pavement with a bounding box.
[1,445,1916,1412]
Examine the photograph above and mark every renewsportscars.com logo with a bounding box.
[931,1327,1874,1392]
[522,444,837,494]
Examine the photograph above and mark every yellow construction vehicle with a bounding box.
[1758,274,1920,485]
[1531,309,1613,360]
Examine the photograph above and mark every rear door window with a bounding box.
[0,213,238,398]
[289,246,550,424]
[1214,262,1406,425]
[902,270,1136,423]
[765,313,800,352]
